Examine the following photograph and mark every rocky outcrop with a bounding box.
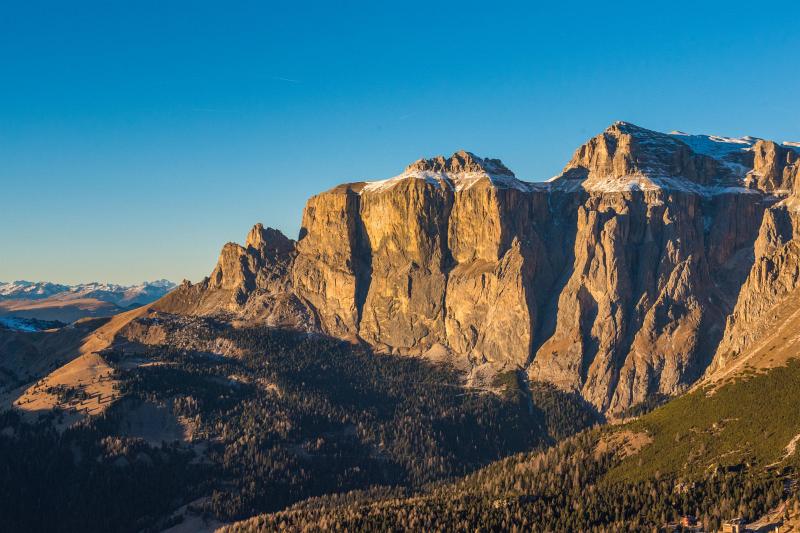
[710,193,800,373]
[522,123,778,412]
[155,223,312,329]
[443,182,565,366]
[159,123,800,414]
[291,187,365,337]
[560,122,750,185]
[747,140,800,192]
[527,188,767,412]
[285,152,575,364]
[356,176,451,352]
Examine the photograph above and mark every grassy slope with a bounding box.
[1,306,151,424]
[607,359,800,483]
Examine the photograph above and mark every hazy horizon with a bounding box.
[3,1,799,285]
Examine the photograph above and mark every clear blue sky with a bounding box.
[2,1,798,285]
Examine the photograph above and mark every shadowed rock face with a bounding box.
[157,122,800,415]
[709,187,800,374]
[527,190,767,412]
[156,223,313,329]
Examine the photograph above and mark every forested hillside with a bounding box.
[224,359,800,532]
[0,320,596,532]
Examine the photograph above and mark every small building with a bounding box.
[722,518,744,533]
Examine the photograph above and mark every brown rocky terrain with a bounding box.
[152,122,800,415]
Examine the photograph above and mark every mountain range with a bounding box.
[158,121,800,415]
[2,121,799,531]
[0,279,175,323]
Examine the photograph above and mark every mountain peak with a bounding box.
[405,150,514,177]
[245,224,294,253]
[549,121,765,193]
[360,150,524,194]
[606,120,648,133]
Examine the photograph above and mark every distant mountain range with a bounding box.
[0,279,175,323]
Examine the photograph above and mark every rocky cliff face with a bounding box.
[156,223,313,328]
[704,139,800,376]
[288,151,576,366]
[158,123,800,415]
[747,140,800,192]
[526,123,775,412]
[709,185,800,375]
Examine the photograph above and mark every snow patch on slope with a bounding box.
[363,170,764,198]
[360,126,794,198]
[549,175,760,197]
[669,131,757,159]
[360,169,534,194]
[783,141,800,153]
[0,317,39,332]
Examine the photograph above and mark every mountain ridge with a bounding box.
[151,121,800,415]
[3,121,800,532]
[0,279,176,323]
[0,279,175,304]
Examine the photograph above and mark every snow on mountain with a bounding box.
[559,175,759,196]
[360,169,534,194]
[360,150,535,194]
[0,281,70,299]
[784,141,800,152]
[543,122,797,198]
[0,316,65,332]
[668,130,757,159]
[0,279,176,306]
[359,126,794,198]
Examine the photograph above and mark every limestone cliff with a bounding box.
[157,123,800,414]
[747,140,800,192]
[709,179,800,375]
[527,123,772,412]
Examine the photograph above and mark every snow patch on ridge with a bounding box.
[360,169,535,194]
[784,141,800,153]
[667,131,758,179]
[0,317,39,332]
[360,126,794,198]
[668,131,757,159]
[550,174,761,197]
[362,170,766,198]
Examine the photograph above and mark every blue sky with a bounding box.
[2,1,799,285]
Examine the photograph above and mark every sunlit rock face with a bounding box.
[157,123,800,414]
